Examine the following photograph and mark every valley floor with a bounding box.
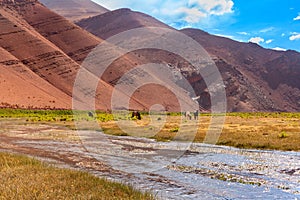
[0,119,299,199]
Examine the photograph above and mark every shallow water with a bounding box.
[0,121,299,199]
[77,131,300,199]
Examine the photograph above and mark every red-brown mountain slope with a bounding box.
[1,0,299,112]
[11,0,103,64]
[39,0,109,22]
[76,8,172,39]
[0,0,192,111]
[0,0,116,110]
[76,8,300,112]
[0,47,71,109]
[180,29,300,112]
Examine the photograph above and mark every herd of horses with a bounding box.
[88,110,199,121]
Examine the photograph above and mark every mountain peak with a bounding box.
[76,7,171,39]
[0,0,37,4]
[39,0,109,22]
[115,8,132,12]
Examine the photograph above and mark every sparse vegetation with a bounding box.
[0,152,154,200]
[168,165,264,187]
[0,109,114,123]
[278,131,289,139]
[169,127,179,133]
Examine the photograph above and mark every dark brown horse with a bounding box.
[131,111,141,120]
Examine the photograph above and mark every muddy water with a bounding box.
[0,120,299,200]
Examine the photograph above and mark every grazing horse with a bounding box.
[186,111,192,120]
[88,111,94,118]
[194,110,199,120]
[131,111,141,120]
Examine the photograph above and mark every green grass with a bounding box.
[0,109,114,123]
[0,152,154,200]
[278,131,289,139]
[169,127,179,133]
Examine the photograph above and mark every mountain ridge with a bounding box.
[76,9,300,112]
[0,0,299,112]
[76,8,172,39]
[39,0,109,22]
[0,0,114,110]
[0,0,192,111]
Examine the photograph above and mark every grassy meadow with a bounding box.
[0,109,298,199]
[0,152,154,200]
[0,109,299,151]
[99,112,300,151]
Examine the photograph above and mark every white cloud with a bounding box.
[294,14,300,21]
[237,32,248,35]
[188,0,234,16]
[281,33,285,37]
[265,39,273,44]
[93,0,235,29]
[259,27,274,33]
[272,47,287,51]
[169,0,235,27]
[176,7,207,23]
[249,37,264,45]
[290,33,300,41]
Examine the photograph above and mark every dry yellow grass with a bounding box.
[216,115,300,151]
[99,113,300,151]
[0,152,154,200]
[0,109,299,151]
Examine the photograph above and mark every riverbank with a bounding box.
[0,152,154,200]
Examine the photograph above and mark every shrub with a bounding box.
[170,127,179,133]
[278,131,289,139]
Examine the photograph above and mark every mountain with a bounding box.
[76,8,172,39]
[76,8,300,112]
[180,29,300,112]
[0,0,299,112]
[0,47,71,109]
[39,0,109,22]
[0,0,192,111]
[17,1,103,64]
[0,0,115,110]
[76,8,195,111]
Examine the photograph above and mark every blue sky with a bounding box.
[92,0,300,52]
